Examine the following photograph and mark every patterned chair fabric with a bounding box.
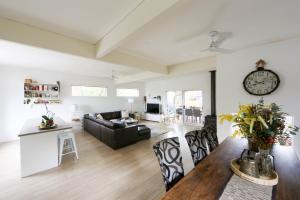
[185,130,208,166]
[202,124,218,152]
[153,137,184,191]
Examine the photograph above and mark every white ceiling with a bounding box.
[0,0,299,73]
[0,40,142,78]
[0,0,143,43]
[120,0,300,65]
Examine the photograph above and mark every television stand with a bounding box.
[143,113,163,122]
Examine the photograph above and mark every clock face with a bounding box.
[243,69,280,96]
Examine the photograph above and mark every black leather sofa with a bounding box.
[83,111,150,149]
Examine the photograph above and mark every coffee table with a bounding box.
[123,118,138,125]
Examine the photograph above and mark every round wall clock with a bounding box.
[243,60,280,96]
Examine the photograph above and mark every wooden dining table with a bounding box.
[161,137,300,200]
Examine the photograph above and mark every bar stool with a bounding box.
[58,131,79,165]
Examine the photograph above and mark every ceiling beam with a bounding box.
[167,55,216,75]
[101,50,168,74]
[115,71,164,84]
[115,56,217,83]
[0,17,169,74]
[0,17,95,58]
[95,0,184,58]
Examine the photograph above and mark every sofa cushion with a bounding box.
[88,113,95,117]
[121,110,129,119]
[96,119,115,129]
[100,111,122,120]
[110,119,126,129]
[138,125,151,136]
[96,113,103,120]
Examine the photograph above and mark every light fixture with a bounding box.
[128,98,134,113]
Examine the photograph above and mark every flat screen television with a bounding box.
[147,103,160,114]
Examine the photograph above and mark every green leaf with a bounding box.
[42,115,50,121]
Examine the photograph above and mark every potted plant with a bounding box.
[220,98,298,177]
[39,103,55,129]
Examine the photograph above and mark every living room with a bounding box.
[1,0,300,200]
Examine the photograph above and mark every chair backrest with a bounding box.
[185,109,193,116]
[185,130,208,166]
[192,109,201,117]
[176,108,183,115]
[202,124,218,152]
[153,137,184,191]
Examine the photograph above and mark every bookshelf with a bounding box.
[24,80,61,104]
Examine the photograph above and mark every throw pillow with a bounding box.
[121,110,129,119]
[88,113,95,117]
[96,114,103,120]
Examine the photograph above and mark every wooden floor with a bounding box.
[0,122,201,200]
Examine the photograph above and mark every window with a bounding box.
[116,88,139,97]
[184,90,203,108]
[72,86,107,97]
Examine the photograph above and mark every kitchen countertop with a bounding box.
[19,117,72,137]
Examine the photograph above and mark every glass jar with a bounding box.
[255,148,274,178]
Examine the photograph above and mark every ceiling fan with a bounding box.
[111,70,119,80]
[200,31,234,54]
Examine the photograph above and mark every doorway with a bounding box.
[166,90,203,125]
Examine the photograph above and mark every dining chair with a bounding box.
[176,108,183,121]
[192,109,201,124]
[202,124,218,152]
[185,109,193,123]
[153,137,184,191]
[185,130,208,166]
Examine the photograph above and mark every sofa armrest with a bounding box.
[111,126,138,149]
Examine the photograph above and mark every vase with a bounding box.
[247,137,259,152]
[255,147,274,178]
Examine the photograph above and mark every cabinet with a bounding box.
[143,113,163,122]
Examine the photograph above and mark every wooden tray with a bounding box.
[231,159,278,186]
[38,124,57,130]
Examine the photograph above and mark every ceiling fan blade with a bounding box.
[199,47,211,52]
[210,47,234,54]
[213,32,233,46]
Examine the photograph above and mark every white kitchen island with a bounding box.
[19,118,72,177]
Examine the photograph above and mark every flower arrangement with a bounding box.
[40,103,55,128]
[220,98,298,149]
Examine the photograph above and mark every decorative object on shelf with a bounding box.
[39,103,56,129]
[220,98,298,181]
[153,95,161,101]
[24,79,60,104]
[24,78,32,84]
[243,59,280,96]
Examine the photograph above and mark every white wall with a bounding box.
[0,66,145,142]
[145,72,211,116]
[216,37,300,157]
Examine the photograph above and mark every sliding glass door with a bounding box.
[166,90,202,124]
[183,90,203,124]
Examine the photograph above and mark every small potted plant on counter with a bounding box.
[39,103,56,129]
